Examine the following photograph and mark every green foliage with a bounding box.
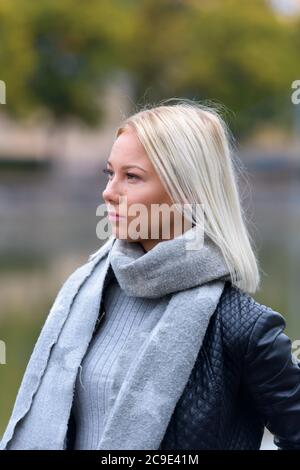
[126,0,300,135]
[0,0,299,134]
[0,0,133,125]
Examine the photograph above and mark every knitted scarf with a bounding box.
[0,226,231,450]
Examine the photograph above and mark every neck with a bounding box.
[139,239,161,252]
[137,221,195,252]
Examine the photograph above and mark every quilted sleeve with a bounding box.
[243,305,300,450]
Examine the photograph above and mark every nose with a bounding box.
[102,178,123,206]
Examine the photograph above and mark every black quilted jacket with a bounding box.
[66,281,300,450]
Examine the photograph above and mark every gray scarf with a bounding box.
[0,226,231,450]
[109,228,231,298]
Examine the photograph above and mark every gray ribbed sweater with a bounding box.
[72,267,170,450]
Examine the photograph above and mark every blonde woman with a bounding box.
[1,99,300,451]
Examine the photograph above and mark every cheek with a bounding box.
[126,184,160,207]
[125,181,171,220]
[142,181,170,205]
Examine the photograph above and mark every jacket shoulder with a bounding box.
[216,281,285,357]
[210,282,300,450]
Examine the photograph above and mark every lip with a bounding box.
[108,212,126,221]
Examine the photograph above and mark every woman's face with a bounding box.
[102,126,185,252]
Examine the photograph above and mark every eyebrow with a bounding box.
[106,160,147,173]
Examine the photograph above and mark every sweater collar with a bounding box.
[109,225,231,298]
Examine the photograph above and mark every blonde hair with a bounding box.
[114,98,261,294]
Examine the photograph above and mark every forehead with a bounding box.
[109,129,151,166]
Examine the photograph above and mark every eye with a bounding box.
[102,168,140,182]
[126,172,140,181]
[102,168,113,179]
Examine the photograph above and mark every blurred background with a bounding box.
[0,0,300,449]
